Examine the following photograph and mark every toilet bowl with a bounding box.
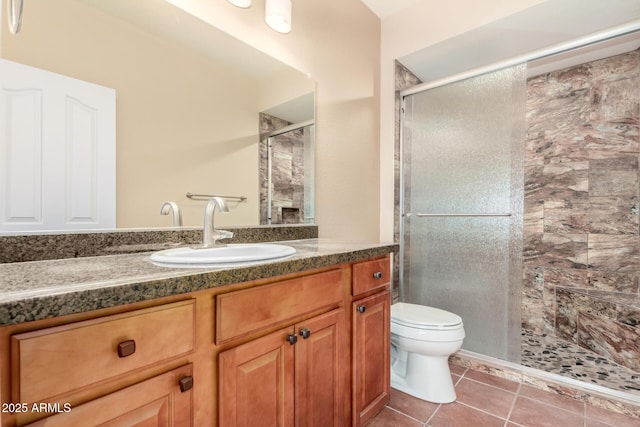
[390,302,465,404]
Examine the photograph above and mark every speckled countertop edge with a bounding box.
[0,239,398,326]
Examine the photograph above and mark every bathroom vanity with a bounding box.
[0,238,396,426]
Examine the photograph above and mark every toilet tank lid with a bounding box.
[391,302,463,328]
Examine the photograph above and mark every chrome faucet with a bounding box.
[160,201,182,227]
[202,197,232,247]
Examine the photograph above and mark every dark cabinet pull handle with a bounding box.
[286,334,298,345]
[299,328,311,339]
[357,305,366,313]
[179,376,194,393]
[373,272,383,279]
[117,339,136,358]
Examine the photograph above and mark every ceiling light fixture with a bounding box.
[265,0,291,34]
[228,0,251,8]
[7,0,24,35]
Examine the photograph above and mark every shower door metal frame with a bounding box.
[400,20,640,99]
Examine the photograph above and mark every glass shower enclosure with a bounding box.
[264,121,315,225]
[400,65,526,362]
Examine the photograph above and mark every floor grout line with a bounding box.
[424,402,442,426]
[454,400,510,423]
[460,375,519,395]
[517,394,587,417]
[381,405,427,425]
[504,382,522,425]
[583,398,588,427]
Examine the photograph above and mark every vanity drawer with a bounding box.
[11,299,195,403]
[216,268,347,344]
[352,257,390,296]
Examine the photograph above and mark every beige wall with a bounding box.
[167,0,382,241]
[378,0,548,242]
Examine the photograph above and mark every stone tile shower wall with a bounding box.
[523,50,640,372]
[259,113,306,224]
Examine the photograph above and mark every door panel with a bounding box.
[0,58,115,231]
[402,64,525,361]
[295,309,346,427]
[219,326,295,427]
[352,292,390,426]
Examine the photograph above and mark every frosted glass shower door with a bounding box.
[401,65,525,362]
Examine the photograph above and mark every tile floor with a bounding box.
[366,364,640,427]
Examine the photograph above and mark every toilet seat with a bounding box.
[391,302,463,330]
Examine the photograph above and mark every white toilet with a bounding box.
[390,302,465,404]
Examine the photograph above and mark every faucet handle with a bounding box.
[160,201,182,227]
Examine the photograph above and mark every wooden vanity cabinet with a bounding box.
[217,268,350,427]
[219,309,346,427]
[1,254,393,427]
[351,257,391,427]
[2,300,197,427]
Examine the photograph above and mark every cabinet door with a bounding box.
[26,364,193,427]
[352,291,390,427]
[295,308,347,427]
[219,326,295,427]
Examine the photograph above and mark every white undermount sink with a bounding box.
[149,243,296,268]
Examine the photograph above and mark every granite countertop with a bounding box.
[0,239,397,326]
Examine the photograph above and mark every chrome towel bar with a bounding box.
[186,193,247,202]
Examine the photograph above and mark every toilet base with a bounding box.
[390,352,456,404]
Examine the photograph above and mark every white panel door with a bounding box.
[0,58,115,231]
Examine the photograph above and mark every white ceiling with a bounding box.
[360,0,421,19]
[397,0,640,84]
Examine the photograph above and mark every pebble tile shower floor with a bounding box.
[521,330,640,396]
[366,364,639,427]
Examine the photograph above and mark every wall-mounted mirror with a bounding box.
[0,0,315,233]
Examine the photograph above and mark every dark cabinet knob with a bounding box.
[373,272,383,279]
[299,328,311,339]
[286,334,298,345]
[179,376,194,393]
[117,339,136,358]
[357,305,366,313]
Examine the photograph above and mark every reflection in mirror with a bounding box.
[259,93,315,225]
[0,0,315,233]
